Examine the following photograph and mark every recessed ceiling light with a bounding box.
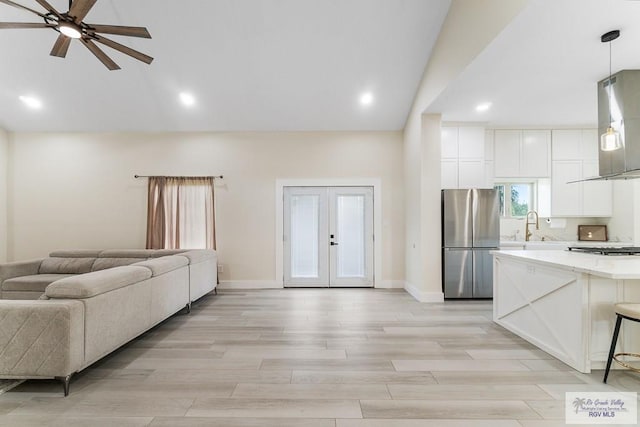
[179,92,196,107]
[19,95,43,109]
[360,92,374,106]
[476,102,492,112]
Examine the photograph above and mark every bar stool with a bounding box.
[604,303,640,383]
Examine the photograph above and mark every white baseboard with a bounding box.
[404,281,444,302]
[218,280,282,289]
[375,280,406,289]
[220,280,407,290]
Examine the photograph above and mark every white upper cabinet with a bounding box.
[581,129,599,160]
[551,161,583,216]
[520,130,551,177]
[441,127,459,159]
[484,130,494,161]
[441,159,459,189]
[551,130,582,160]
[458,127,485,159]
[458,160,484,188]
[440,126,488,189]
[552,129,599,161]
[494,130,521,177]
[582,160,612,216]
[494,130,551,178]
[550,129,612,217]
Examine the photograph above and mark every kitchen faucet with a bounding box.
[525,210,539,241]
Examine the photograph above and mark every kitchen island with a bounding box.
[492,250,640,373]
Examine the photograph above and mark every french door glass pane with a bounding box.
[290,195,320,278]
[336,195,365,278]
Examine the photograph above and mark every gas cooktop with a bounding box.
[567,246,640,256]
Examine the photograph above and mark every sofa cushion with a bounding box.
[46,266,152,299]
[39,257,95,275]
[91,258,145,272]
[132,256,188,277]
[2,274,75,293]
[98,249,155,259]
[151,249,188,257]
[179,249,217,264]
[0,259,43,284]
[49,250,103,258]
[97,249,187,259]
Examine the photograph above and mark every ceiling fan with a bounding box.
[0,0,152,70]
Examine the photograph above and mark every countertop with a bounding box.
[499,240,633,249]
[491,249,640,280]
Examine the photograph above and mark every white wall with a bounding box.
[403,0,529,301]
[0,128,8,262]
[500,217,608,242]
[8,131,404,286]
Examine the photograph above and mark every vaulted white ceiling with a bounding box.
[3,1,639,133]
[0,0,451,132]
[428,0,640,127]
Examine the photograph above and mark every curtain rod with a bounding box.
[134,175,223,179]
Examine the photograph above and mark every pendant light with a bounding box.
[600,30,622,152]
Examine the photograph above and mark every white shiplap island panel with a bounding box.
[492,250,640,373]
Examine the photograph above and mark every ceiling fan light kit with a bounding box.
[58,23,81,39]
[0,0,153,70]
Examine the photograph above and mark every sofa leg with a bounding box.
[214,287,218,295]
[185,302,192,314]
[55,374,73,397]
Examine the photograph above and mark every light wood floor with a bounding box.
[1,288,639,426]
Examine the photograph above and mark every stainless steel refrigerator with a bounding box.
[442,189,500,299]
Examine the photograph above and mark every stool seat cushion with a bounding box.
[615,303,640,320]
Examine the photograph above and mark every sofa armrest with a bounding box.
[0,300,84,378]
[0,259,44,284]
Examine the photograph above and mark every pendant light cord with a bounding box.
[608,40,613,126]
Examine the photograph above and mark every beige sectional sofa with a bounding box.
[0,249,217,395]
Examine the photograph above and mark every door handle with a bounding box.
[330,242,339,246]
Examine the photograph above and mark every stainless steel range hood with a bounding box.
[593,70,640,180]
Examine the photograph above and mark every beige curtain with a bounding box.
[146,177,216,250]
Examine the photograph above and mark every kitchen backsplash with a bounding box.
[499,217,628,242]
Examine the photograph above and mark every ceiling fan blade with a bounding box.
[0,0,47,18]
[36,0,62,18]
[81,37,120,70]
[34,0,61,17]
[68,0,97,22]
[50,33,71,57]
[89,24,151,39]
[0,22,52,29]
[94,35,153,64]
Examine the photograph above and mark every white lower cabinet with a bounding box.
[551,160,612,217]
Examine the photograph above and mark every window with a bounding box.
[494,182,534,218]
[146,177,216,250]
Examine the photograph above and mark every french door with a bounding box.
[283,186,374,287]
